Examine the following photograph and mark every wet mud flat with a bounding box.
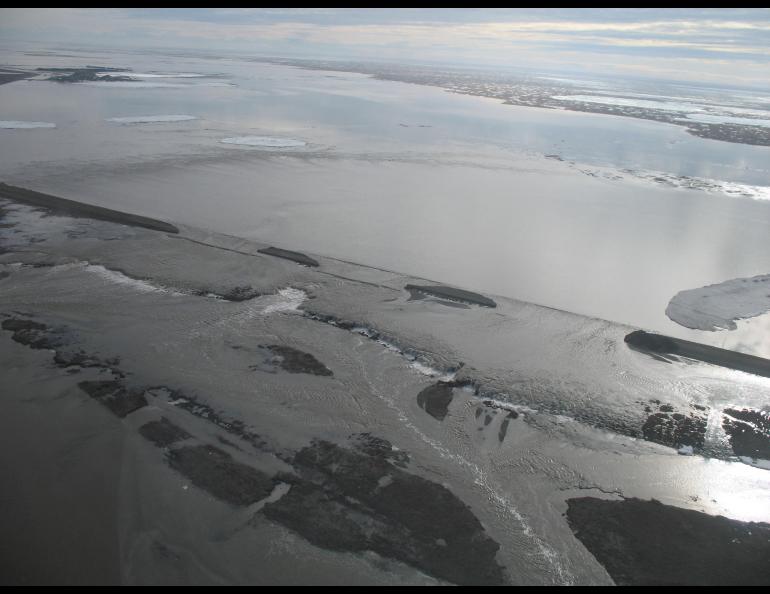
[3,188,770,585]
[0,312,506,585]
[566,497,770,586]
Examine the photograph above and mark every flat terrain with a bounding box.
[2,189,769,585]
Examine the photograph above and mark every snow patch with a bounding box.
[681,113,770,129]
[628,170,770,202]
[260,287,307,315]
[666,274,770,331]
[552,95,704,113]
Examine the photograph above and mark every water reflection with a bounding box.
[1,48,770,356]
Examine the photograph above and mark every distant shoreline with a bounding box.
[251,57,770,148]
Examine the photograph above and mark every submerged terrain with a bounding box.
[1,46,770,585]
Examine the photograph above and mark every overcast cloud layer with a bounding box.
[2,8,769,87]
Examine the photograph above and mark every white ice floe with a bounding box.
[716,105,770,118]
[105,115,198,124]
[681,113,770,129]
[619,169,770,202]
[0,120,56,129]
[552,95,705,113]
[260,287,307,315]
[666,274,770,331]
[220,136,306,148]
[552,94,770,128]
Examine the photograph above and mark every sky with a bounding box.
[1,8,769,87]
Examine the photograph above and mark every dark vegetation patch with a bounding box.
[54,349,120,370]
[0,183,179,234]
[168,444,274,506]
[350,432,410,468]
[0,71,33,85]
[625,329,770,379]
[0,315,272,454]
[1,317,61,350]
[139,417,192,447]
[416,382,455,421]
[641,400,707,450]
[148,387,271,453]
[566,497,770,585]
[722,408,770,460]
[77,380,148,418]
[253,344,333,376]
[416,380,477,421]
[216,285,263,302]
[257,246,319,267]
[263,439,506,585]
[405,284,496,308]
[498,412,517,443]
[2,317,124,375]
[45,66,134,83]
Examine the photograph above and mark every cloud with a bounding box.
[1,8,768,86]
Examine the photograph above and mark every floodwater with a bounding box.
[1,48,770,355]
